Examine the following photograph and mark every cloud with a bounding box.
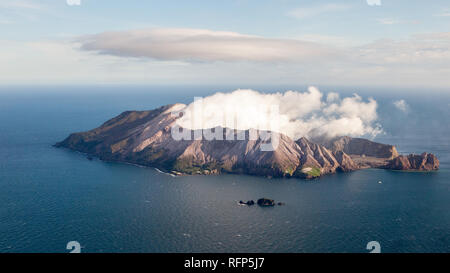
[79,28,338,63]
[287,4,350,19]
[393,99,409,112]
[4,28,450,87]
[326,92,340,102]
[295,34,360,47]
[176,87,382,140]
[79,28,450,69]
[0,39,195,84]
[355,33,450,68]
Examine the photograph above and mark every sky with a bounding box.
[1,0,450,88]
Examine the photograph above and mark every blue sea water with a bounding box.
[0,85,449,253]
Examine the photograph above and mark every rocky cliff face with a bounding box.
[384,153,439,171]
[56,104,439,178]
[332,150,359,172]
[320,136,399,159]
[314,136,401,168]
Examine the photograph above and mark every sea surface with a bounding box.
[0,85,449,253]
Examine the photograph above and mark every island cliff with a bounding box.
[55,104,439,178]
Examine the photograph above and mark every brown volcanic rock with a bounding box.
[56,104,439,178]
[319,136,399,159]
[386,153,439,171]
[295,137,340,174]
[56,105,308,177]
[173,130,304,177]
[333,150,358,172]
[314,136,402,169]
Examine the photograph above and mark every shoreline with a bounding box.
[54,145,439,181]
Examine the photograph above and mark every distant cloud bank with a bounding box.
[79,28,337,63]
[78,28,450,68]
[3,26,450,86]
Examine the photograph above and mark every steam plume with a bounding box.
[176,87,382,140]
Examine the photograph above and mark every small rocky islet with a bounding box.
[239,198,284,207]
[55,104,439,179]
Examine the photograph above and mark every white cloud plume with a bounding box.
[176,87,382,140]
[393,99,409,112]
[79,28,338,63]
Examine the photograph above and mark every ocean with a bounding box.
[0,85,449,253]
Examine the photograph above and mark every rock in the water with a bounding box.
[257,198,275,207]
[239,200,255,206]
